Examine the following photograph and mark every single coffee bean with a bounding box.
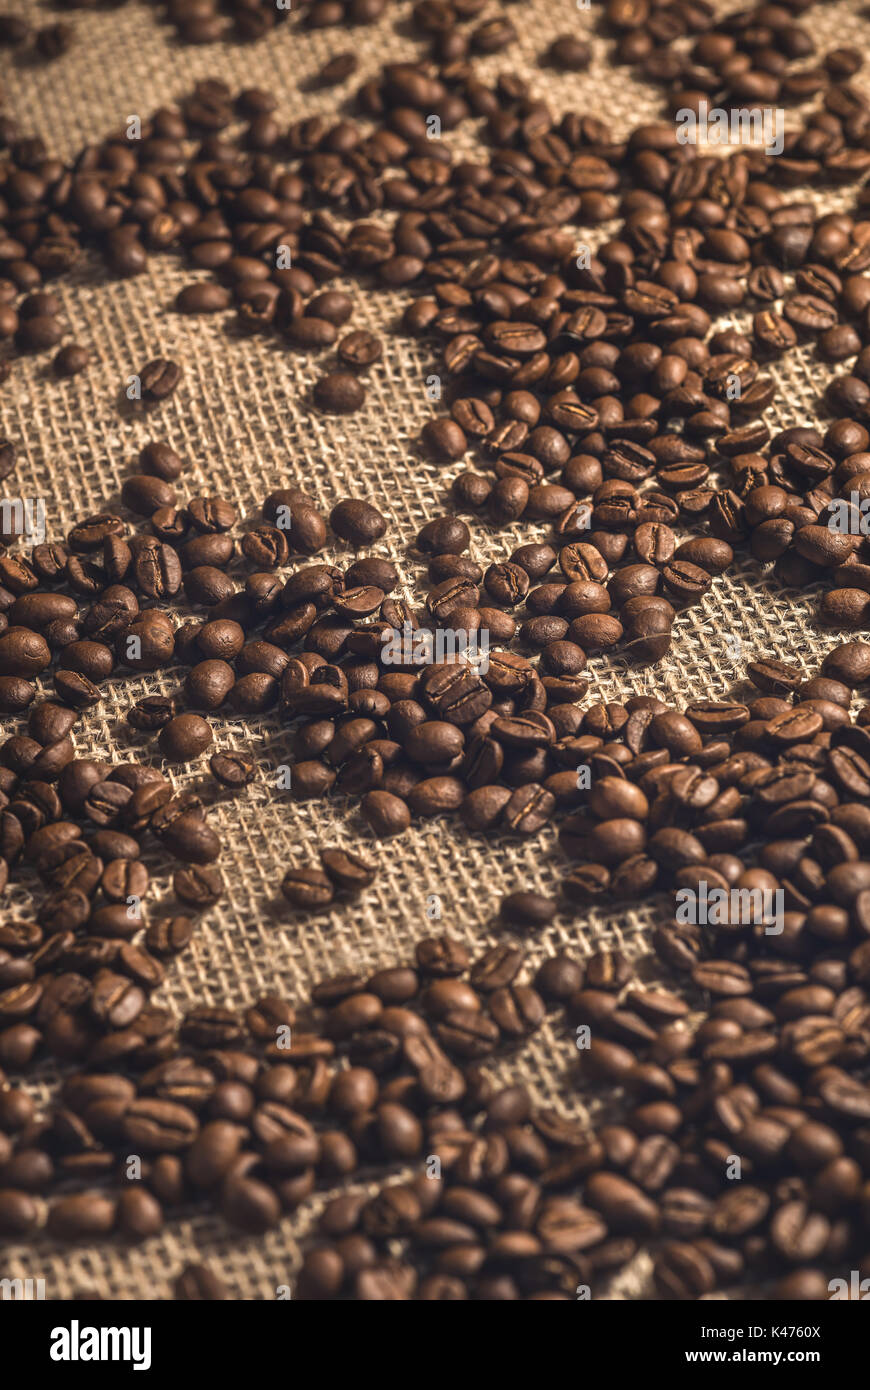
[210,752,255,789]
[313,372,365,414]
[159,714,213,761]
[139,358,182,400]
[499,892,557,929]
[281,867,334,910]
[54,344,89,378]
[330,500,386,546]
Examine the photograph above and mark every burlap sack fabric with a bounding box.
[2,0,870,1300]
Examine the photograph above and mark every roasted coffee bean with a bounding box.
[123,1099,198,1152]
[0,629,51,678]
[313,372,366,415]
[48,1195,117,1241]
[174,1263,228,1300]
[185,661,235,712]
[8,19,870,1304]
[158,714,213,762]
[140,442,184,482]
[146,917,194,957]
[54,345,90,378]
[210,753,255,789]
[330,500,386,546]
[281,867,334,910]
[139,359,182,401]
[320,848,376,893]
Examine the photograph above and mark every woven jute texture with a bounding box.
[2,0,870,1300]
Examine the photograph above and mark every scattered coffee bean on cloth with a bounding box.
[4,0,870,1313]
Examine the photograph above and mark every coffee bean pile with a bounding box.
[2,638,870,1300]
[4,0,870,1302]
[212,652,870,1299]
[5,633,870,1303]
[0,925,582,1292]
[3,2,870,649]
[603,0,818,89]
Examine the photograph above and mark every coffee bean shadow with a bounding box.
[297,74,358,102]
[220,317,274,346]
[7,47,59,73]
[114,388,176,420]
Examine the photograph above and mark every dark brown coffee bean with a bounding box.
[170,864,220,908]
[0,629,51,678]
[320,848,376,893]
[330,500,386,546]
[210,753,255,789]
[54,344,89,378]
[281,867,334,910]
[313,372,365,414]
[159,714,213,761]
[123,1099,199,1152]
[174,1263,228,1300]
[140,441,184,482]
[176,283,232,315]
[185,661,235,711]
[139,359,182,401]
[48,1194,117,1241]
